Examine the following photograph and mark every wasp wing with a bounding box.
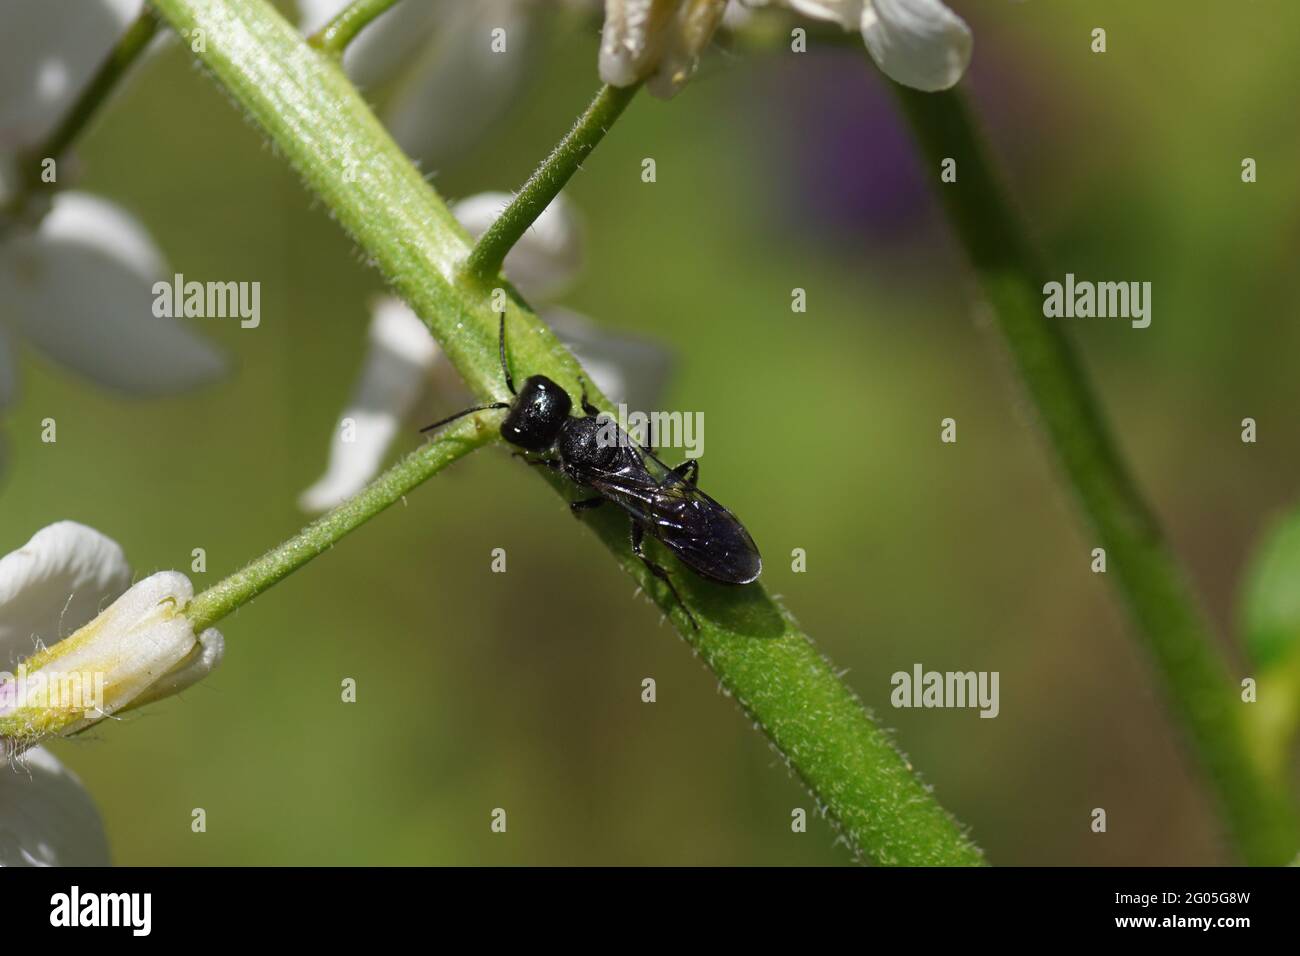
[583,444,762,585]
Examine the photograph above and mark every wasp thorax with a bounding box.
[501,375,572,451]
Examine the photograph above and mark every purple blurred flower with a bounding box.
[759,50,936,245]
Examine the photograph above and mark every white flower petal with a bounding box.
[721,0,755,31]
[0,746,111,867]
[861,0,971,92]
[296,0,349,34]
[303,0,448,90]
[0,522,131,671]
[645,0,730,99]
[349,6,448,93]
[452,192,583,302]
[788,0,865,30]
[0,0,143,152]
[2,571,200,738]
[298,1,531,163]
[382,0,534,166]
[600,0,681,87]
[299,298,438,512]
[544,307,674,411]
[125,626,223,710]
[740,0,865,29]
[0,192,227,395]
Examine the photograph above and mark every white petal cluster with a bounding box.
[599,0,731,98]
[1,523,223,744]
[0,0,224,449]
[0,522,224,867]
[745,0,972,90]
[298,0,538,164]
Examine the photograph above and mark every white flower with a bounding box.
[299,192,672,512]
[298,0,541,165]
[0,0,144,151]
[0,192,227,400]
[298,296,443,512]
[1,745,111,866]
[747,0,972,91]
[0,0,225,428]
[0,520,222,867]
[599,0,732,98]
[0,522,223,746]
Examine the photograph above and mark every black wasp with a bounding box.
[420,314,762,629]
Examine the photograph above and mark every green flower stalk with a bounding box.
[185,415,497,631]
[307,0,403,55]
[464,82,639,286]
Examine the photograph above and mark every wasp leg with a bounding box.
[670,459,699,487]
[570,496,605,515]
[631,521,698,631]
[578,378,601,418]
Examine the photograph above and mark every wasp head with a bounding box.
[501,375,572,451]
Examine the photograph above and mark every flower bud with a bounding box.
[0,571,222,747]
[599,0,729,99]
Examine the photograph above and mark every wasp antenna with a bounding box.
[498,312,516,396]
[419,402,510,434]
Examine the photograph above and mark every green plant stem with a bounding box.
[150,0,983,865]
[892,85,1300,865]
[185,416,498,632]
[307,0,403,55]
[21,7,160,187]
[463,83,640,285]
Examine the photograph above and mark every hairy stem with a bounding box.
[307,0,403,55]
[149,0,983,865]
[186,416,498,632]
[21,6,160,187]
[463,83,640,285]
[893,85,1300,865]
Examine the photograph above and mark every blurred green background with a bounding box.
[4,0,1300,864]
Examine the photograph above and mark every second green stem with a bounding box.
[894,86,1300,865]
[308,0,402,55]
[464,83,640,285]
[185,417,498,632]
